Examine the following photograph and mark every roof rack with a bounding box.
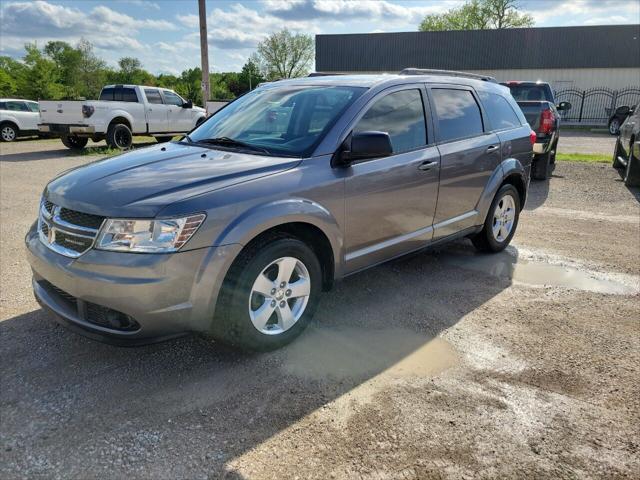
[400,68,497,83]
[307,72,345,77]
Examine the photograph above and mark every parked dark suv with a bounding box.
[26,70,534,350]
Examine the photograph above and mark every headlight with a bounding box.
[95,214,205,253]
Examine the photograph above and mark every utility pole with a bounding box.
[198,0,210,105]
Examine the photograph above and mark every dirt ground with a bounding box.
[1,135,639,479]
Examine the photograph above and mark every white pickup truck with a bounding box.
[38,85,207,150]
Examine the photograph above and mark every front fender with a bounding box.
[476,158,527,222]
[214,198,345,277]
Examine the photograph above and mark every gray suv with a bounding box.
[26,71,534,350]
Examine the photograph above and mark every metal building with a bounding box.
[315,25,640,91]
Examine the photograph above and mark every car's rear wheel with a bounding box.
[211,235,322,351]
[531,152,551,181]
[106,123,133,150]
[61,135,88,150]
[623,141,640,187]
[1,123,18,142]
[609,118,620,136]
[472,184,521,253]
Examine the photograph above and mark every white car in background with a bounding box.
[0,99,40,142]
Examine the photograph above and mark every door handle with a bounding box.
[418,160,438,171]
[486,145,500,153]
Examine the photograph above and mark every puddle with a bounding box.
[439,247,638,296]
[283,326,459,382]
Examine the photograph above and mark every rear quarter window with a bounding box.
[115,87,139,102]
[479,91,522,130]
[99,88,114,101]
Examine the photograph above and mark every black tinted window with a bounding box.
[355,89,426,153]
[99,88,114,101]
[144,89,163,104]
[432,89,483,142]
[4,101,29,112]
[506,84,550,102]
[479,92,521,130]
[115,87,138,102]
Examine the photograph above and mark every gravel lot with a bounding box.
[557,130,617,156]
[1,136,639,479]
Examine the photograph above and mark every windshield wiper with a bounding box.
[194,137,271,155]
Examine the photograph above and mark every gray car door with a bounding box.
[343,86,440,273]
[428,86,501,240]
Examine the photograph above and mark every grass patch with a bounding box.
[75,146,123,157]
[556,153,611,163]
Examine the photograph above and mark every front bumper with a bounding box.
[38,124,96,136]
[25,223,241,345]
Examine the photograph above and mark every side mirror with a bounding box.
[182,99,193,109]
[615,105,631,116]
[557,101,572,111]
[336,131,392,166]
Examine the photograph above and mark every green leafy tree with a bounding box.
[22,44,65,100]
[76,39,107,99]
[419,0,533,31]
[239,56,265,92]
[256,29,314,80]
[0,56,25,96]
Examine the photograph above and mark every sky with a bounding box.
[1,0,639,75]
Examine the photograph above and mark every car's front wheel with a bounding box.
[211,235,322,351]
[472,184,521,253]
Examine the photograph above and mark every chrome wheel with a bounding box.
[248,256,311,335]
[609,119,620,135]
[492,194,516,243]
[1,125,16,141]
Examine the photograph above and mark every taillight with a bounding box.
[529,130,537,146]
[82,105,95,118]
[540,109,554,135]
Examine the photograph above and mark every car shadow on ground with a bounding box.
[0,242,519,478]
[523,177,550,210]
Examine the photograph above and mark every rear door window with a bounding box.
[478,91,521,130]
[5,101,29,112]
[144,89,163,104]
[99,88,114,101]
[26,101,39,112]
[431,88,484,143]
[354,89,427,154]
[115,87,138,102]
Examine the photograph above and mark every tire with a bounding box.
[471,184,521,253]
[623,142,640,187]
[60,135,88,150]
[612,137,625,169]
[531,152,551,181]
[155,136,173,143]
[609,118,620,136]
[195,117,206,128]
[0,123,18,142]
[211,235,322,351]
[106,123,133,150]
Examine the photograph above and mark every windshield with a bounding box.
[189,85,365,157]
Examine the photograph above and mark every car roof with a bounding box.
[0,98,38,102]
[261,73,509,95]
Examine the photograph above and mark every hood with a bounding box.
[45,142,300,218]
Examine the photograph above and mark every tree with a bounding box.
[256,29,314,80]
[22,44,65,100]
[239,56,265,91]
[419,0,533,31]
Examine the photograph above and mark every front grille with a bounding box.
[40,280,77,309]
[55,231,94,253]
[59,208,104,230]
[38,199,102,258]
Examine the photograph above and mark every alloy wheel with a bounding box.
[248,256,311,335]
[609,119,619,135]
[1,126,16,141]
[492,194,516,242]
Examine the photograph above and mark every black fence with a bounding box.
[554,87,640,125]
